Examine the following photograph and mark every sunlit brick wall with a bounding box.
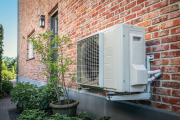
[19,0,180,113]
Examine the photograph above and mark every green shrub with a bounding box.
[1,70,15,80]
[1,80,13,94]
[18,109,111,120]
[2,61,7,70]
[17,109,47,120]
[10,82,38,111]
[32,83,61,110]
[10,82,61,111]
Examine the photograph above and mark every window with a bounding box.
[51,12,58,61]
[27,33,35,60]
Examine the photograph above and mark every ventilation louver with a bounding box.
[77,34,100,86]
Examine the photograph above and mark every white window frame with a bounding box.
[28,33,34,59]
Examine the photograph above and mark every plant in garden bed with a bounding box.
[18,109,111,120]
[10,82,60,111]
[23,30,77,116]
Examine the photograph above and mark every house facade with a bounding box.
[18,0,180,119]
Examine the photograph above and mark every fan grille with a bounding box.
[77,34,99,86]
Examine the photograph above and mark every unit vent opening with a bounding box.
[77,34,99,86]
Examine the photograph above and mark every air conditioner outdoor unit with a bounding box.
[77,24,148,93]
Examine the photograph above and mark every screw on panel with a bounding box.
[123,35,125,37]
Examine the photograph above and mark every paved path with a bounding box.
[0,81,17,120]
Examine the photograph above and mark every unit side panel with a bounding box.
[103,28,118,90]
[119,26,130,92]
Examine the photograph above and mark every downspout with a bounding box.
[17,0,19,82]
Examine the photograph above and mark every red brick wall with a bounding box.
[19,0,180,113]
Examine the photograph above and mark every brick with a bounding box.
[152,59,169,65]
[162,66,180,72]
[162,35,180,43]
[172,74,180,80]
[151,81,160,87]
[151,66,160,71]
[111,15,119,22]
[170,11,180,19]
[160,74,170,80]
[102,19,110,26]
[125,21,130,24]
[137,0,146,4]
[99,26,105,31]
[153,88,171,95]
[151,95,161,101]
[154,53,160,58]
[99,7,105,13]
[99,0,106,5]
[106,12,114,19]
[146,25,160,33]
[111,5,119,12]
[115,18,124,24]
[152,15,169,25]
[161,51,180,58]
[125,13,136,21]
[162,82,172,88]
[144,11,159,20]
[170,0,180,4]
[120,10,130,17]
[145,34,151,40]
[162,97,180,104]
[151,0,168,11]
[172,106,180,114]
[96,5,102,11]
[92,3,98,9]
[137,21,151,27]
[152,30,169,38]
[171,58,180,65]
[111,1,117,7]
[131,4,144,13]
[161,19,180,29]
[152,44,169,52]
[89,9,96,15]
[125,1,136,10]
[146,47,151,52]
[172,90,180,97]
[145,0,160,7]
[171,27,180,34]
[106,22,114,28]
[115,7,124,15]
[154,102,171,111]
[102,10,110,16]
[92,11,98,17]
[131,17,143,25]
[171,42,180,49]
[172,82,180,89]
[160,4,179,15]
[117,0,123,2]
[137,7,150,16]
[120,0,130,7]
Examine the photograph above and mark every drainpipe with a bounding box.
[17,0,19,82]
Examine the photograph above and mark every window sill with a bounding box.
[26,57,35,61]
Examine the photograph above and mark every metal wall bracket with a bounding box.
[146,55,154,99]
[107,93,150,101]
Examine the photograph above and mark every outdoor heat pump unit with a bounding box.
[77,24,160,95]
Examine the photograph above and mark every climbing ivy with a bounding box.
[0,24,4,95]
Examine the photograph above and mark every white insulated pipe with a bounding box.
[148,69,161,74]
[148,73,162,82]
